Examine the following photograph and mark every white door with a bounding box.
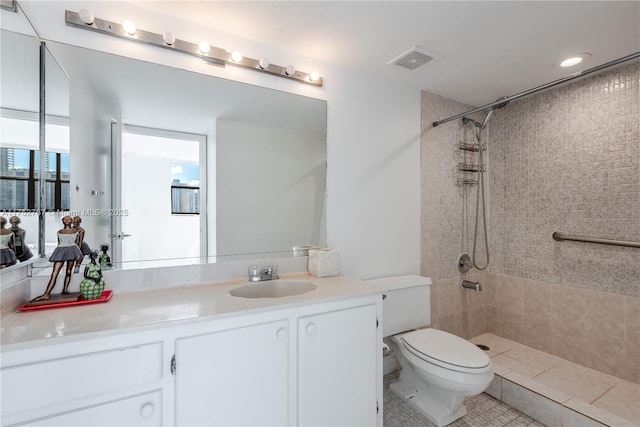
[174,320,289,426]
[111,124,207,268]
[297,304,378,426]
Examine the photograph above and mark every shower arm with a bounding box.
[432,51,640,127]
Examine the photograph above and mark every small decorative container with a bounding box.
[308,249,340,278]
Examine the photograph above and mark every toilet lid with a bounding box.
[401,328,490,371]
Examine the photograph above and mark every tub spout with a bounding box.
[461,280,481,291]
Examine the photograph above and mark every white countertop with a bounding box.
[1,274,381,351]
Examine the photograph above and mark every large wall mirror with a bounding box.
[1,3,71,272]
[3,34,327,271]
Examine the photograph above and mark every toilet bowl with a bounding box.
[390,328,493,426]
[367,275,493,427]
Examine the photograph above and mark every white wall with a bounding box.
[216,119,326,256]
[22,0,421,280]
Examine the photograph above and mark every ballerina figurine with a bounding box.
[72,216,91,273]
[9,216,33,262]
[31,216,84,302]
[0,216,18,269]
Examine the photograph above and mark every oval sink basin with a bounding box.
[229,280,317,299]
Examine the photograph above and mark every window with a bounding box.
[170,162,200,214]
[0,148,70,211]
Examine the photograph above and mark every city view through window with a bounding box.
[0,116,70,256]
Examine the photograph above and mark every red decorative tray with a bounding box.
[19,290,113,312]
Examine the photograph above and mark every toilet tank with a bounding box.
[366,275,431,337]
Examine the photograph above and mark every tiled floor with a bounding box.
[384,333,640,427]
[384,370,544,427]
[472,333,640,426]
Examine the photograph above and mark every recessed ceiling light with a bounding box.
[560,52,592,67]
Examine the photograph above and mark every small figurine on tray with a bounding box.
[99,243,113,270]
[79,251,105,300]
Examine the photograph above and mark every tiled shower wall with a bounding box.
[421,62,640,383]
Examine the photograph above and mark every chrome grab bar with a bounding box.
[552,232,640,249]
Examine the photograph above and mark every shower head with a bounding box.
[481,96,510,128]
[481,109,495,129]
[463,95,510,129]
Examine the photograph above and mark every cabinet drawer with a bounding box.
[1,342,163,415]
[16,390,162,426]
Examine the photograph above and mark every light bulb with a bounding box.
[285,65,296,76]
[309,71,320,82]
[231,51,243,63]
[79,9,94,25]
[163,31,175,45]
[199,41,210,54]
[259,58,270,69]
[122,20,136,36]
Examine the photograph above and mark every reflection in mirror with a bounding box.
[117,125,207,266]
[40,41,327,270]
[1,32,70,263]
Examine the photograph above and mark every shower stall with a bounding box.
[421,52,640,382]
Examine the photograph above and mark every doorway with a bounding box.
[112,124,206,268]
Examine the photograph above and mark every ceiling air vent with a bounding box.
[388,46,440,70]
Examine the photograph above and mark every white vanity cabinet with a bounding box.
[0,338,167,426]
[297,304,378,426]
[173,297,381,426]
[174,318,290,426]
[1,285,382,427]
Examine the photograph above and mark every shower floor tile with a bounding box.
[471,333,640,426]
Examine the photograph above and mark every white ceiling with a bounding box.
[130,1,640,107]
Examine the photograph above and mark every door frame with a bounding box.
[111,123,207,266]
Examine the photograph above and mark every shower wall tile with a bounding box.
[584,290,628,380]
[485,272,640,384]
[550,283,587,366]
[421,63,639,382]
[522,279,553,353]
[487,62,640,297]
[496,307,523,343]
[429,275,488,340]
[464,306,487,340]
[624,296,640,383]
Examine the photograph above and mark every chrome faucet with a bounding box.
[249,265,279,282]
[461,280,482,292]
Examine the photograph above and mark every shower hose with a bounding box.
[472,127,490,270]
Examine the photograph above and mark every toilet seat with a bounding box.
[400,328,491,374]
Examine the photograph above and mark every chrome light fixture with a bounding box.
[64,10,323,86]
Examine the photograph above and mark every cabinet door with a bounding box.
[298,304,378,426]
[174,319,289,426]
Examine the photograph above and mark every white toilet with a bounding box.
[367,275,493,427]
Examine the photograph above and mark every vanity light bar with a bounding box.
[64,10,323,87]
